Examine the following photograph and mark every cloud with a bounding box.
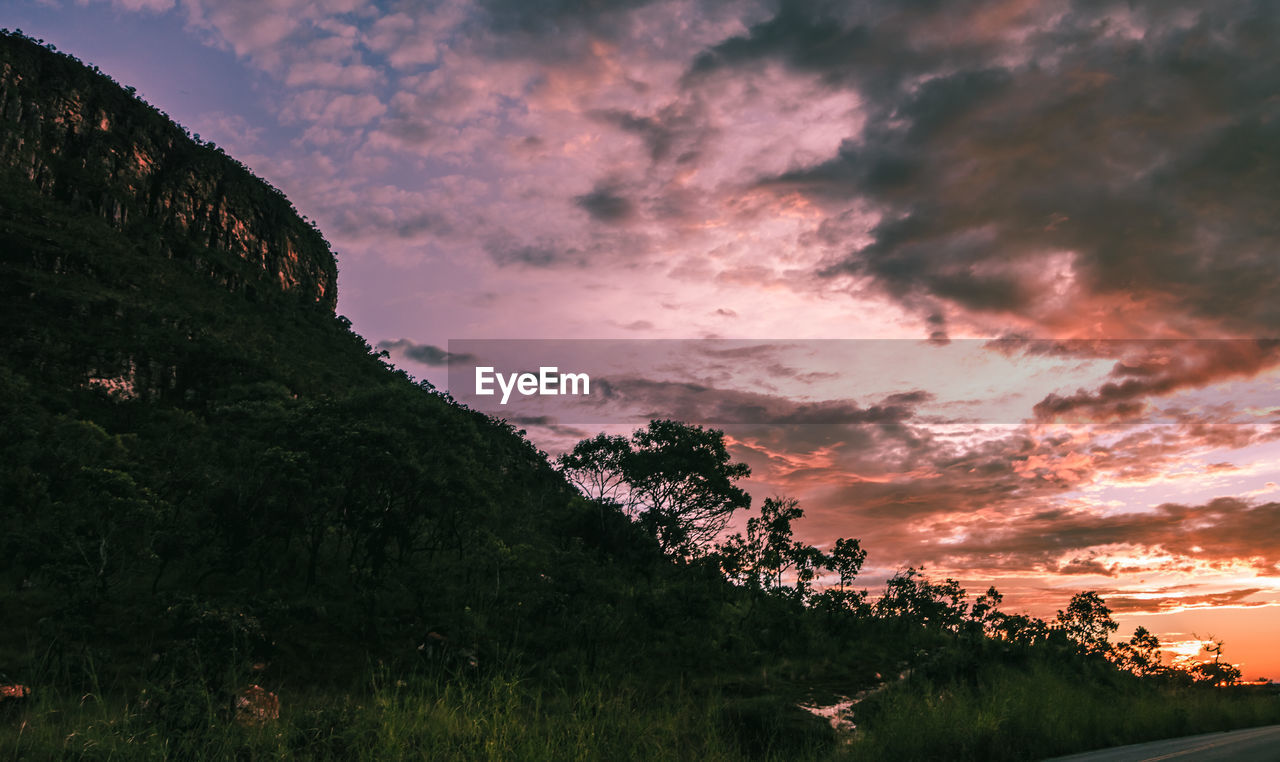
[1032,340,1280,422]
[284,60,383,89]
[1104,588,1271,615]
[281,90,386,127]
[484,240,581,267]
[711,0,1280,340]
[378,339,476,366]
[929,497,1280,574]
[108,0,175,11]
[574,182,636,223]
[362,4,470,70]
[587,101,713,164]
[590,377,923,424]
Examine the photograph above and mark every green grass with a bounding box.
[5,662,1279,760]
[851,661,1280,761]
[1,671,837,761]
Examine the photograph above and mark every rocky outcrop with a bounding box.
[0,31,337,310]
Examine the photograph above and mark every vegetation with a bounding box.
[1,29,1276,760]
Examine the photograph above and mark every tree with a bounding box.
[875,567,968,632]
[718,497,867,605]
[1114,626,1165,676]
[556,432,631,507]
[753,496,805,588]
[558,420,751,557]
[828,538,867,592]
[965,586,1005,638]
[991,612,1051,645]
[1188,637,1242,686]
[1056,591,1118,655]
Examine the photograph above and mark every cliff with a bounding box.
[0,31,336,310]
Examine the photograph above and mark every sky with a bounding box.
[9,0,1280,677]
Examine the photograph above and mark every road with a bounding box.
[1044,724,1280,761]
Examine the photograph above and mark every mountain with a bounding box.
[0,29,625,686]
[0,31,334,309]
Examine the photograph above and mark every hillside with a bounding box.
[0,31,791,716]
[0,28,603,683]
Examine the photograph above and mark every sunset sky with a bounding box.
[10,0,1279,677]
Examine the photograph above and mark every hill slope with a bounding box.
[0,29,629,687]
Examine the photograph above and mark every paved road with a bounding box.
[1044,724,1280,761]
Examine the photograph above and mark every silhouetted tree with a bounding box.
[1189,637,1242,686]
[559,420,751,557]
[965,586,1005,638]
[876,568,968,632]
[1056,591,1118,655]
[828,538,867,592]
[557,432,631,508]
[1114,626,1165,676]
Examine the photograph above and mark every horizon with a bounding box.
[8,0,1278,679]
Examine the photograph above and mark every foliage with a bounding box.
[716,496,866,605]
[1113,626,1165,678]
[558,420,751,556]
[1186,638,1244,687]
[875,568,968,633]
[854,657,1280,761]
[1056,591,1120,656]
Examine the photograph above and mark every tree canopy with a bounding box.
[557,420,751,556]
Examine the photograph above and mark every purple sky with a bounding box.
[10,0,1280,677]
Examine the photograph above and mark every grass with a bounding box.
[851,660,1280,761]
[1,670,836,761]
[3,660,1280,760]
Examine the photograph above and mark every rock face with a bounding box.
[0,32,337,311]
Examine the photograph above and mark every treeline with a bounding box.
[557,419,1245,690]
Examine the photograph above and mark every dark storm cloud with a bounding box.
[478,0,660,37]
[695,0,1280,339]
[931,498,1280,573]
[378,339,477,366]
[575,376,924,424]
[484,240,582,267]
[1032,340,1280,422]
[574,183,635,223]
[1104,588,1269,615]
[588,103,712,164]
[684,0,977,101]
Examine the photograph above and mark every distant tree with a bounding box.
[965,586,1005,638]
[558,420,750,557]
[557,432,632,508]
[626,420,751,556]
[1188,637,1242,686]
[790,542,828,599]
[875,567,968,632]
[718,496,868,606]
[991,612,1051,645]
[1056,591,1118,655]
[754,496,805,588]
[1114,626,1165,676]
[827,538,867,592]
